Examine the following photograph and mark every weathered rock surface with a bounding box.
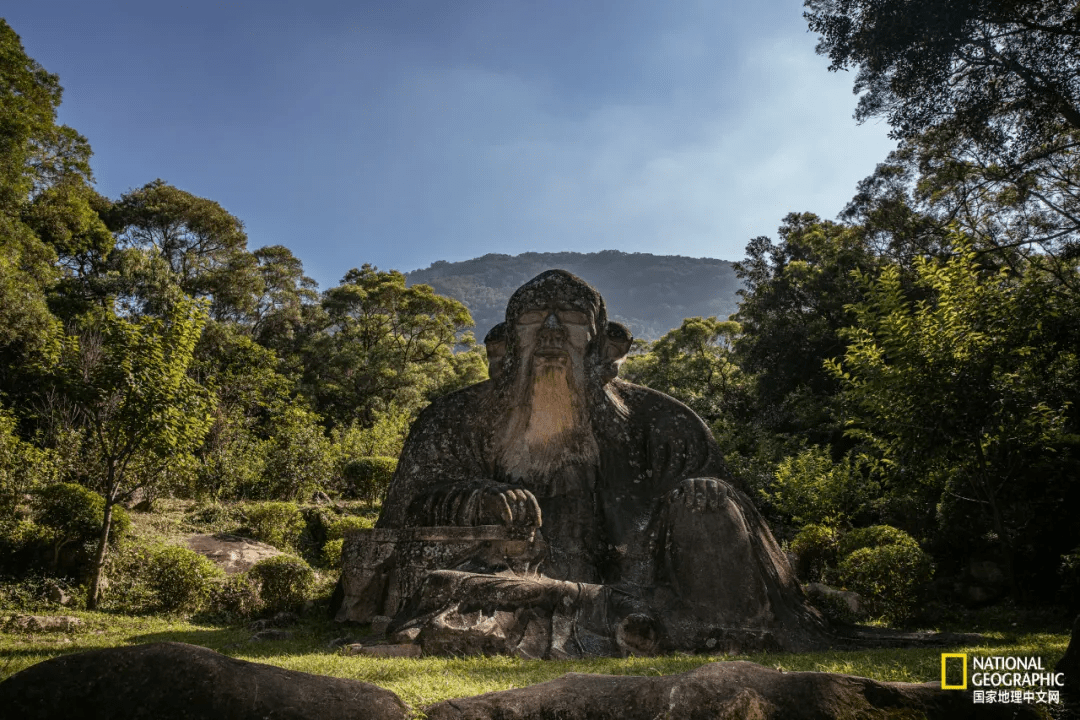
[423,661,1042,720]
[805,582,865,618]
[184,532,282,574]
[2,614,82,633]
[0,641,408,720]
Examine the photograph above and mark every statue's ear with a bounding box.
[604,321,633,362]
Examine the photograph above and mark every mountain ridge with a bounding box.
[405,249,742,341]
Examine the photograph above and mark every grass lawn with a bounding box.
[0,610,1070,708]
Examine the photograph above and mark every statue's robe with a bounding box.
[371,377,829,656]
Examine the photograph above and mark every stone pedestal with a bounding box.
[335,525,546,624]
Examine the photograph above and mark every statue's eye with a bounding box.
[518,311,547,325]
[558,311,589,325]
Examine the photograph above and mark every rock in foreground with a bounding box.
[424,661,1042,720]
[0,642,407,720]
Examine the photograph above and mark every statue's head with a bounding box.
[502,270,605,389]
[493,270,631,479]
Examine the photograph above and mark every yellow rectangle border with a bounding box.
[941,653,967,690]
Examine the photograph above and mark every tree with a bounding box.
[301,264,476,427]
[805,0,1080,141]
[58,296,212,608]
[732,213,879,447]
[622,316,746,425]
[809,0,1080,261]
[248,244,319,345]
[829,240,1080,597]
[107,180,255,317]
[0,19,93,214]
[1,19,97,386]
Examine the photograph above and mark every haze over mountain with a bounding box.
[405,250,742,341]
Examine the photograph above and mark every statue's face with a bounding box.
[514,300,597,375]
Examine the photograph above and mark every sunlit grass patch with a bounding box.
[2,610,1069,709]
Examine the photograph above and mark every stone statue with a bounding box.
[337,270,829,657]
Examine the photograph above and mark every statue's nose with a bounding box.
[542,312,560,329]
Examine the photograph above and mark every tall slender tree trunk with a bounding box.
[86,464,118,610]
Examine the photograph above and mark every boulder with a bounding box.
[44,581,72,606]
[184,533,283,574]
[424,661,1042,720]
[250,629,293,642]
[0,641,407,720]
[3,614,82,633]
[248,611,299,631]
[804,582,865,618]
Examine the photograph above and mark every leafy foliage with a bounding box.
[829,243,1080,596]
[207,572,261,620]
[833,526,934,622]
[32,482,129,572]
[144,544,224,613]
[243,501,305,551]
[340,457,398,504]
[623,316,745,425]
[789,523,840,583]
[300,264,476,427]
[248,554,314,612]
[765,446,879,527]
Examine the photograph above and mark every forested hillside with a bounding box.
[406,251,741,340]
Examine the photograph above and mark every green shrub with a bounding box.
[146,545,225,612]
[208,573,262,619]
[789,523,839,582]
[322,538,344,569]
[244,501,305,550]
[262,404,334,500]
[0,408,60,517]
[327,514,375,541]
[0,520,51,575]
[764,446,879,526]
[342,457,397,503]
[249,555,314,612]
[837,524,915,557]
[184,502,239,531]
[0,572,81,612]
[833,526,933,622]
[31,483,130,572]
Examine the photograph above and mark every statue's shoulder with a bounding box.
[414,379,494,424]
[607,379,714,436]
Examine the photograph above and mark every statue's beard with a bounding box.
[496,358,599,492]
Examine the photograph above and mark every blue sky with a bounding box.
[5,1,895,291]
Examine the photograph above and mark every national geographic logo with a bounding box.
[941,653,1064,705]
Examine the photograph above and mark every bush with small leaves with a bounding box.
[322,538,344,569]
[837,524,915,557]
[327,514,375,541]
[208,572,262,620]
[32,483,130,573]
[833,525,933,622]
[244,501,305,550]
[249,555,314,612]
[342,457,397,503]
[0,520,51,575]
[146,545,225,613]
[317,514,375,568]
[789,523,839,583]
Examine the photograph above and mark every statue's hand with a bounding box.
[448,483,541,528]
[668,477,729,513]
